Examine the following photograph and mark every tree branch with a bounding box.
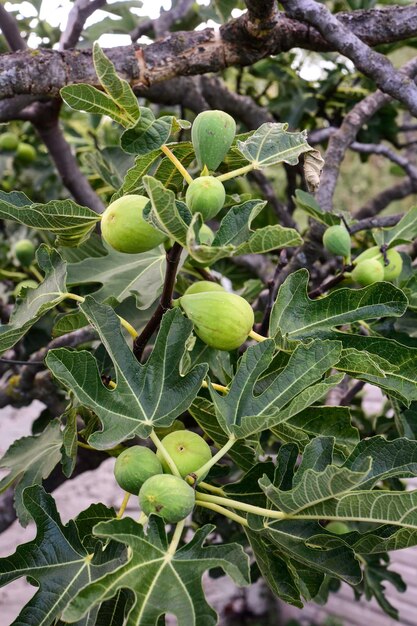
[0,4,27,51]
[59,0,107,50]
[349,214,402,234]
[133,242,183,361]
[1,6,417,100]
[282,0,417,116]
[355,179,415,219]
[131,0,194,41]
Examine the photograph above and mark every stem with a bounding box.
[216,163,255,182]
[167,519,185,555]
[138,511,148,525]
[201,380,229,394]
[64,292,138,339]
[133,242,183,361]
[161,144,193,185]
[198,482,226,496]
[149,430,181,478]
[28,264,43,282]
[248,329,267,342]
[189,436,236,484]
[308,269,350,299]
[195,499,249,527]
[195,491,286,520]
[117,492,131,518]
[0,269,27,280]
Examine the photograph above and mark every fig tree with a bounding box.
[101,194,167,254]
[13,239,35,267]
[114,446,163,494]
[322,223,351,258]
[156,430,212,480]
[184,280,225,296]
[192,110,236,171]
[16,142,36,163]
[179,291,254,351]
[185,176,226,220]
[139,474,195,522]
[351,258,384,286]
[0,132,19,151]
[326,521,350,534]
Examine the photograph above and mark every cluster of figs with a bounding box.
[323,222,403,285]
[101,110,254,352]
[114,426,212,523]
[0,131,37,164]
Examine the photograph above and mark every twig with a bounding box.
[308,270,349,299]
[355,180,414,219]
[340,380,365,406]
[59,0,107,51]
[0,4,27,51]
[133,242,183,361]
[260,250,288,336]
[349,214,402,234]
[130,0,194,41]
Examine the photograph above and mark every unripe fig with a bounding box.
[16,142,36,163]
[382,248,403,281]
[101,194,167,254]
[13,279,38,297]
[139,474,195,523]
[154,420,185,438]
[199,224,215,245]
[185,176,226,220]
[322,223,351,258]
[0,132,19,151]
[326,521,350,534]
[13,239,35,267]
[351,258,384,286]
[353,245,380,265]
[192,110,236,171]
[179,291,254,351]
[156,430,212,480]
[184,280,225,296]
[114,446,163,495]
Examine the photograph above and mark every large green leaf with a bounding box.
[0,420,63,526]
[270,269,408,340]
[294,190,340,226]
[121,107,175,155]
[0,191,100,247]
[236,123,312,168]
[66,243,166,308]
[46,300,207,449]
[0,246,67,355]
[209,339,342,438]
[62,517,250,626]
[373,205,417,247]
[143,175,191,244]
[0,486,124,626]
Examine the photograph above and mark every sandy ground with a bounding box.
[1,387,417,625]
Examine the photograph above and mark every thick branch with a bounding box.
[282,0,417,116]
[1,6,417,100]
[59,0,107,50]
[355,180,415,219]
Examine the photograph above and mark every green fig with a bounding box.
[326,521,350,534]
[15,142,36,163]
[157,430,212,480]
[382,249,403,281]
[323,223,351,258]
[353,245,381,265]
[13,279,38,297]
[185,176,226,220]
[179,291,254,351]
[351,258,384,286]
[114,446,163,495]
[199,224,215,245]
[0,132,19,151]
[101,194,167,254]
[184,280,225,296]
[139,474,195,522]
[13,239,36,267]
[192,110,236,171]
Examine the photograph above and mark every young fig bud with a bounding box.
[184,280,225,296]
[353,245,381,265]
[179,291,254,351]
[139,474,195,523]
[101,194,167,254]
[192,110,236,171]
[326,521,350,534]
[351,258,384,286]
[114,446,163,495]
[382,249,403,281]
[322,223,351,258]
[185,176,226,220]
[13,239,35,267]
